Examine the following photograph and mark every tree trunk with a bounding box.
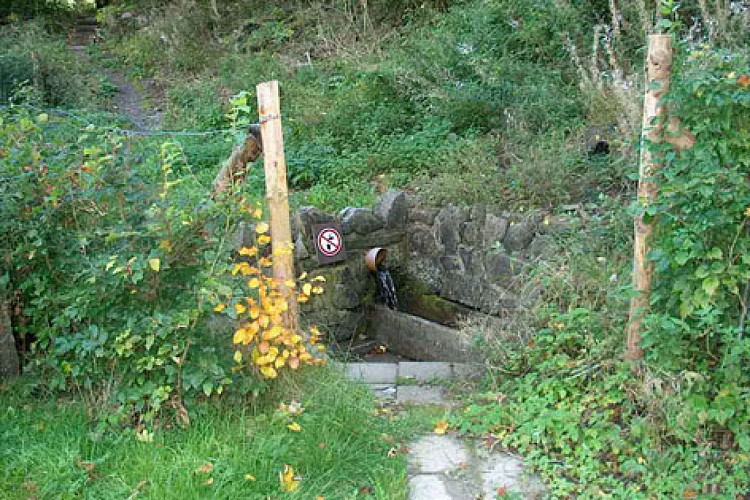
[0,282,20,379]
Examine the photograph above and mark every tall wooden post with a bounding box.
[256,81,298,331]
[626,34,674,360]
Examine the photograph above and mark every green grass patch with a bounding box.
[0,367,417,499]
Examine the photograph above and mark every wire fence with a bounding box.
[0,103,237,138]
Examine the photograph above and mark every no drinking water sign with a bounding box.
[312,223,347,265]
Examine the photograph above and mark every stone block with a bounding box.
[451,363,485,380]
[434,205,467,254]
[483,213,509,248]
[344,229,405,250]
[338,207,384,235]
[408,224,438,256]
[398,385,448,405]
[345,362,398,383]
[375,189,408,228]
[409,207,439,225]
[399,361,453,381]
[503,220,536,252]
[366,305,471,362]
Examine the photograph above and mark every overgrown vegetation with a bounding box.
[2,0,750,497]
[1,368,417,498]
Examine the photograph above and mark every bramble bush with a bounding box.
[0,105,325,430]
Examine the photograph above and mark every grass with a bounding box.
[0,367,425,499]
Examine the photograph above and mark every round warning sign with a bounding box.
[317,227,342,257]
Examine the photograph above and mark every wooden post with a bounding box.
[256,81,298,331]
[625,34,674,360]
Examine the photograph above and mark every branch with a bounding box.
[212,124,263,197]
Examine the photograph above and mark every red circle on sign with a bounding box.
[317,228,342,257]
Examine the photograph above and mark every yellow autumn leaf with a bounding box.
[239,246,258,256]
[232,262,251,276]
[233,350,243,363]
[248,277,261,289]
[258,255,272,266]
[148,258,161,272]
[298,272,308,280]
[287,422,302,432]
[258,235,272,245]
[213,303,226,313]
[274,356,286,369]
[302,283,312,296]
[255,222,269,234]
[260,365,278,378]
[298,294,309,303]
[249,304,260,319]
[245,473,256,481]
[264,325,284,341]
[309,326,321,337]
[312,286,324,295]
[279,465,300,492]
[259,314,270,329]
[235,303,247,315]
[434,421,450,435]
[284,279,296,288]
[312,275,326,282]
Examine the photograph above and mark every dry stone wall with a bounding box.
[286,190,554,341]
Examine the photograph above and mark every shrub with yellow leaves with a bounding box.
[213,209,327,379]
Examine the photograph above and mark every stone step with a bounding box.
[344,361,483,385]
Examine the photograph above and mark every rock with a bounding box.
[482,212,509,249]
[408,225,438,256]
[338,207,384,235]
[375,189,408,228]
[484,252,514,280]
[503,220,536,252]
[294,233,309,260]
[409,207,439,225]
[297,206,333,235]
[435,205,468,254]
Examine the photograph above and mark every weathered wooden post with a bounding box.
[256,81,298,331]
[625,34,674,360]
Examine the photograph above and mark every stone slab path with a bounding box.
[343,361,546,498]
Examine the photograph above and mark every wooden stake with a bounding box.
[625,34,674,360]
[256,81,298,331]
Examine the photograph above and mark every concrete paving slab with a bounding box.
[345,362,398,384]
[479,453,546,499]
[408,435,471,474]
[409,475,451,500]
[398,385,448,405]
[399,362,453,381]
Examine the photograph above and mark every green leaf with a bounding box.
[702,276,720,297]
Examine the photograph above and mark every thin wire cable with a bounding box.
[0,103,235,137]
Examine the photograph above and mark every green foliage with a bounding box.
[0,106,267,427]
[642,43,750,461]
[0,21,107,106]
[0,367,414,498]
[456,308,750,498]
